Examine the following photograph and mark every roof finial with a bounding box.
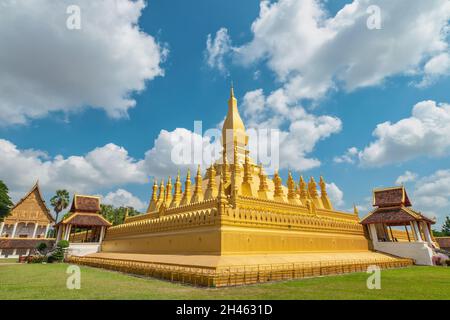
[230,81,234,98]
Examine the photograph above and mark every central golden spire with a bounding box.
[222,83,249,165]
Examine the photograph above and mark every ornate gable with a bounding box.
[5,182,54,224]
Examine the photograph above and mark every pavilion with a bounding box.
[361,186,437,265]
[55,195,111,256]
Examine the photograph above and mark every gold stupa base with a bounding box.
[67,251,412,287]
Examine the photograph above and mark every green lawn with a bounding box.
[0,263,449,300]
[0,258,17,264]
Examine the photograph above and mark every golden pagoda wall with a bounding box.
[101,195,368,255]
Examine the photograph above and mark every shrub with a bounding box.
[49,240,70,263]
[36,242,48,255]
[57,240,69,249]
[28,256,46,264]
[446,260,450,267]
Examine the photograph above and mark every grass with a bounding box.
[0,258,17,264]
[0,263,449,300]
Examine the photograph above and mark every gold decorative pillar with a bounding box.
[180,169,192,206]
[204,165,218,200]
[191,165,204,203]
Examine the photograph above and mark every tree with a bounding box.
[442,216,450,236]
[0,180,13,222]
[50,190,70,222]
[100,204,141,226]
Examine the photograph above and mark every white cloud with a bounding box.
[102,189,147,211]
[0,139,147,197]
[417,52,450,87]
[211,0,450,103]
[205,28,232,74]
[358,100,450,166]
[0,126,221,200]
[142,127,221,178]
[326,182,344,207]
[240,89,342,171]
[278,113,342,171]
[395,171,418,185]
[333,147,358,164]
[0,0,167,125]
[412,169,450,225]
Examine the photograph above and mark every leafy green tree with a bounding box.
[442,216,450,236]
[432,229,444,237]
[50,190,70,222]
[100,204,141,225]
[0,180,13,222]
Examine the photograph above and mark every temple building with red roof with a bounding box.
[55,195,111,256]
[360,186,438,265]
[0,182,55,258]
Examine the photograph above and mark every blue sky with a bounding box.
[0,0,449,227]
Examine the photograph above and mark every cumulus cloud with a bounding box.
[326,182,344,208]
[411,169,450,224]
[333,147,358,164]
[0,139,147,197]
[396,171,418,185]
[209,0,450,103]
[417,53,450,87]
[358,100,450,166]
[240,89,342,171]
[142,127,221,178]
[102,189,147,211]
[0,0,167,125]
[205,28,232,74]
[0,127,221,200]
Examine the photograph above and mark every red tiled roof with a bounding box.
[70,195,100,213]
[373,187,411,207]
[361,208,414,225]
[59,213,111,227]
[0,239,54,249]
[361,207,433,225]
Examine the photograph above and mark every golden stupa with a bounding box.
[69,86,412,286]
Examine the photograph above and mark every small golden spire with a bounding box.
[257,164,270,200]
[287,171,297,200]
[223,150,230,184]
[353,204,359,216]
[151,179,158,202]
[230,81,234,98]
[156,179,165,207]
[273,170,285,201]
[243,150,252,183]
[319,176,327,196]
[298,176,308,203]
[309,177,318,198]
[205,165,218,200]
[165,177,172,206]
[218,170,226,200]
[191,165,204,203]
[171,172,182,208]
[258,164,268,192]
[180,169,192,206]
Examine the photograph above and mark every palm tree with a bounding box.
[50,190,70,222]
